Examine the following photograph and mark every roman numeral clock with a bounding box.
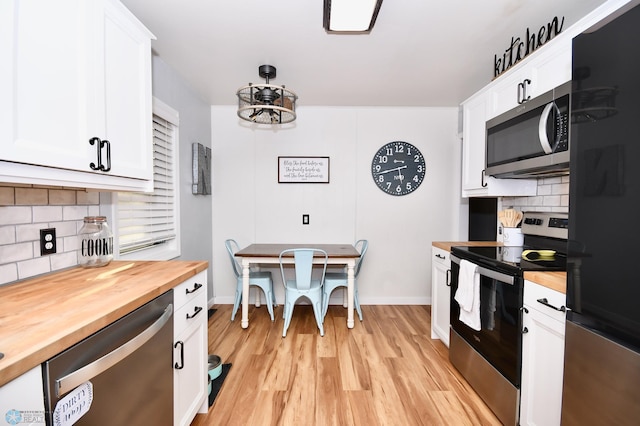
[371,141,426,196]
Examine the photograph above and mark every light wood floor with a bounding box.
[192,304,501,426]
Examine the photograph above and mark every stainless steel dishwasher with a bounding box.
[43,290,174,425]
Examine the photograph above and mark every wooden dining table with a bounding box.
[234,243,361,329]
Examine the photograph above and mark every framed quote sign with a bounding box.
[278,156,330,183]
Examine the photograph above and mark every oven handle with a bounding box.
[451,254,515,285]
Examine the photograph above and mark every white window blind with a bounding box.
[117,113,177,254]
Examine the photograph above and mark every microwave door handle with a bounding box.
[538,102,556,154]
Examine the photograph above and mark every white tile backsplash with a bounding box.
[502,175,570,214]
[0,185,100,285]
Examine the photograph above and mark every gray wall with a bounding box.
[151,55,214,301]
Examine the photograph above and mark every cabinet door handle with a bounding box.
[174,341,184,369]
[446,269,451,287]
[522,326,529,334]
[89,137,102,170]
[186,282,203,294]
[481,169,488,187]
[100,140,111,172]
[517,82,524,104]
[536,297,566,312]
[435,254,446,260]
[186,306,203,319]
[522,78,531,102]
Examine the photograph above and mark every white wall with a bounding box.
[211,105,462,305]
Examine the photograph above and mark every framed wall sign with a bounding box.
[278,156,330,183]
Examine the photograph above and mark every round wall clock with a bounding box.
[371,141,426,196]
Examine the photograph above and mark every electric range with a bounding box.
[448,211,568,426]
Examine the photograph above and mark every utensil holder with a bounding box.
[502,227,524,246]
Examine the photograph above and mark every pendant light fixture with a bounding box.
[323,0,384,33]
[236,65,297,125]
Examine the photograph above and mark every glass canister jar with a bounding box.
[78,216,114,268]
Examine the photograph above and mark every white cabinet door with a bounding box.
[430,246,451,347]
[174,310,208,426]
[0,0,153,191]
[490,38,572,119]
[174,271,208,426]
[0,366,45,425]
[461,91,537,197]
[1,0,94,171]
[99,0,153,180]
[520,280,566,426]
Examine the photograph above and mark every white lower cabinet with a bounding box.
[430,246,451,347]
[0,366,46,425]
[173,271,208,426]
[520,280,566,426]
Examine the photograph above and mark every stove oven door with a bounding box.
[449,254,523,387]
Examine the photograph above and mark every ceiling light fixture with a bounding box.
[236,65,297,125]
[323,0,384,33]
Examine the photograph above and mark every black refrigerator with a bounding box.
[564,2,640,424]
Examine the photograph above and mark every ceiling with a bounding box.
[121,0,606,107]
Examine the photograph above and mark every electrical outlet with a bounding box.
[302,214,310,225]
[40,228,57,255]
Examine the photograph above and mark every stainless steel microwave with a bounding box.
[485,81,571,178]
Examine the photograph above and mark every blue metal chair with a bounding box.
[225,239,276,322]
[279,248,328,337]
[322,239,368,321]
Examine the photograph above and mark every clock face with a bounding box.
[371,141,426,196]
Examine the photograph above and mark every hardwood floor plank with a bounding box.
[192,304,501,426]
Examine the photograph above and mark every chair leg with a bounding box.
[312,299,324,337]
[355,290,363,321]
[282,299,294,337]
[264,288,275,321]
[231,287,242,321]
[321,289,330,321]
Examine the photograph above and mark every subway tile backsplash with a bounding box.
[0,184,100,285]
[0,176,570,285]
[501,175,570,214]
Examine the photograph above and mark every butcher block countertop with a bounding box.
[0,260,208,387]
[432,241,566,294]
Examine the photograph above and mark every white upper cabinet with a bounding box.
[489,37,572,119]
[461,89,537,197]
[0,0,154,192]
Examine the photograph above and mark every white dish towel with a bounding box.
[454,259,481,331]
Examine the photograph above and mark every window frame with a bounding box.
[108,97,181,261]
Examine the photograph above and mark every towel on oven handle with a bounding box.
[454,259,481,331]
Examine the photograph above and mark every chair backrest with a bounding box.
[279,248,328,290]
[354,239,368,277]
[224,239,242,278]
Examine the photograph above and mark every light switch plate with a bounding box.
[302,214,309,225]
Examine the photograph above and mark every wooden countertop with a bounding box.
[523,271,566,294]
[432,241,566,294]
[0,260,208,387]
[432,241,503,251]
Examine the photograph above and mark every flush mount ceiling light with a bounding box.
[323,0,384,33]
[236,65,297,125]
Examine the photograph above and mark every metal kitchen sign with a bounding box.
[494,16,565,79]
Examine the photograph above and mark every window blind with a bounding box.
[117,114,176,254]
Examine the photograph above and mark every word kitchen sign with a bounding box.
[494,16,565,78]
